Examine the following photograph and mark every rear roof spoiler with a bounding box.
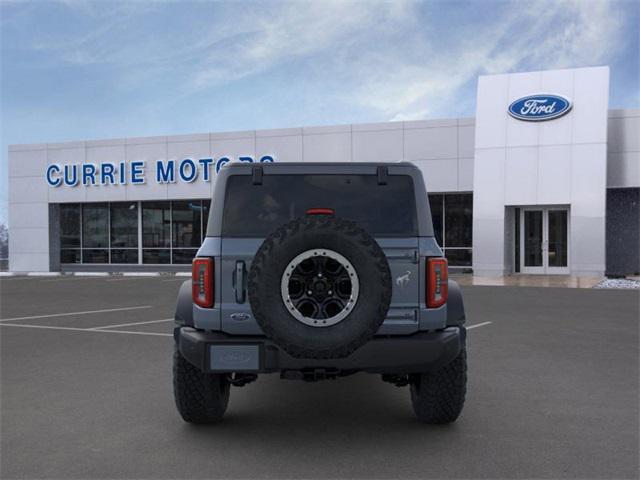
[252,165,263,185]
[377,166,388,185]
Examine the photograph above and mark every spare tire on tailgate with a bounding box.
[248,214,392,359]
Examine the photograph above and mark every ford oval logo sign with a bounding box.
[508,94,572,121]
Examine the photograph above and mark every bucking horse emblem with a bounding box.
[395,270,411,287]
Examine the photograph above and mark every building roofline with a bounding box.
[7,108,637,151]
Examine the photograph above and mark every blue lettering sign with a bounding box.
[216,157,231,173]
[101,162,116,185]
[179,159,197,183]
[46,164,61,187]
[46,154,276,187]
[64,164,78,186]
[119,161,127,184]
[82,164,97,186]
[198,158,213,181]
[130,161,145,184]
[157,159,175,183]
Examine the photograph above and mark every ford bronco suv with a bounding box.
[173,162,467,424]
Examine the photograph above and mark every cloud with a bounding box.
[189,1,415,90]
[352,0,626,121]
[3,0,631,122]
[12,0,417,112]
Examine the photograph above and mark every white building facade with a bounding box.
[8,66,640,276]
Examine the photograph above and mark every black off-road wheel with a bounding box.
[410,346,467,424]
[248,214,392,359]
[173,346,230,424]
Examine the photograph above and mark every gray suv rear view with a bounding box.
[173,162,468,424]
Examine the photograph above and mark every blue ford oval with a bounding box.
[508,94,572,121]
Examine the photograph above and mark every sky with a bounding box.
[1,0,638,225]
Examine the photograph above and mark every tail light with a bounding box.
[192,258,214,308]
[426,257,448,308]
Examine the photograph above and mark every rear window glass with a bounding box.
[221,174,417,237]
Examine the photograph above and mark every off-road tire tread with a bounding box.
[410,347,467,424]
[173,347,230,423]
[248,215,391,359]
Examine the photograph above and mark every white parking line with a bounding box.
[105,277,148,282]
[42,277,105,283]
[0,317,491,338]
[90,318,174,330]
[1,276,47,282]
[466,321,493,329]
[0,323,172,337]
[0,306,152,323]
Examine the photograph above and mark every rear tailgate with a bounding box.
[216,237,420,336]
[376,238,420,334]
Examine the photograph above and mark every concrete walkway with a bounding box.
[452,274,602,288]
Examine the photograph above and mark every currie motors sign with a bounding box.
[508,94,572,121]
[46,155,275,187]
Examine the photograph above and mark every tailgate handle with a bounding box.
[386,250,419,263]
[234,261,246,303]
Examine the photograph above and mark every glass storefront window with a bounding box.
[202,200,211,234]
[60,204,81,248]
[444,194,473,248]
[111,249,138,264]
[58,199,213,265]
[82,204,109,248]
[142,202,171,248]
[172,201,202,248]
[83,249,109,264]
[60,249,81,264]
[59,196,469,267]
[428,194,443,247]
[111,203,138,248]
[142,249,170,264]
[443,248,472,267]
[427,193,473,267]
[172,248,198,264]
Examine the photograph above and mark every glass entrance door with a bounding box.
[519,208,569,274]
[522,210,545,273]
[547,210,569,273]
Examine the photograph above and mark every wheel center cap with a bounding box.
[312,279,328,295]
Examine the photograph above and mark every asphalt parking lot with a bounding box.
[1,276,638,479]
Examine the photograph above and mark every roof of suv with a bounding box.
[225,161,419,170]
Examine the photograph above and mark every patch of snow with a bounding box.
[593,278,640,289]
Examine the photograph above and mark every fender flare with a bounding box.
[446,279,466,327]
[175,280,193,327]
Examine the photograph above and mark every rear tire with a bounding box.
[410,346,467,424]
[173,346,230,424]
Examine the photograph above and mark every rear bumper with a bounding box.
[175,326,464,375]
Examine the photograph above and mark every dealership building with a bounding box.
[7,66,640,276]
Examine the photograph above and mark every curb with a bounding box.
[71,272,110,277]
[2,271,191,277]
